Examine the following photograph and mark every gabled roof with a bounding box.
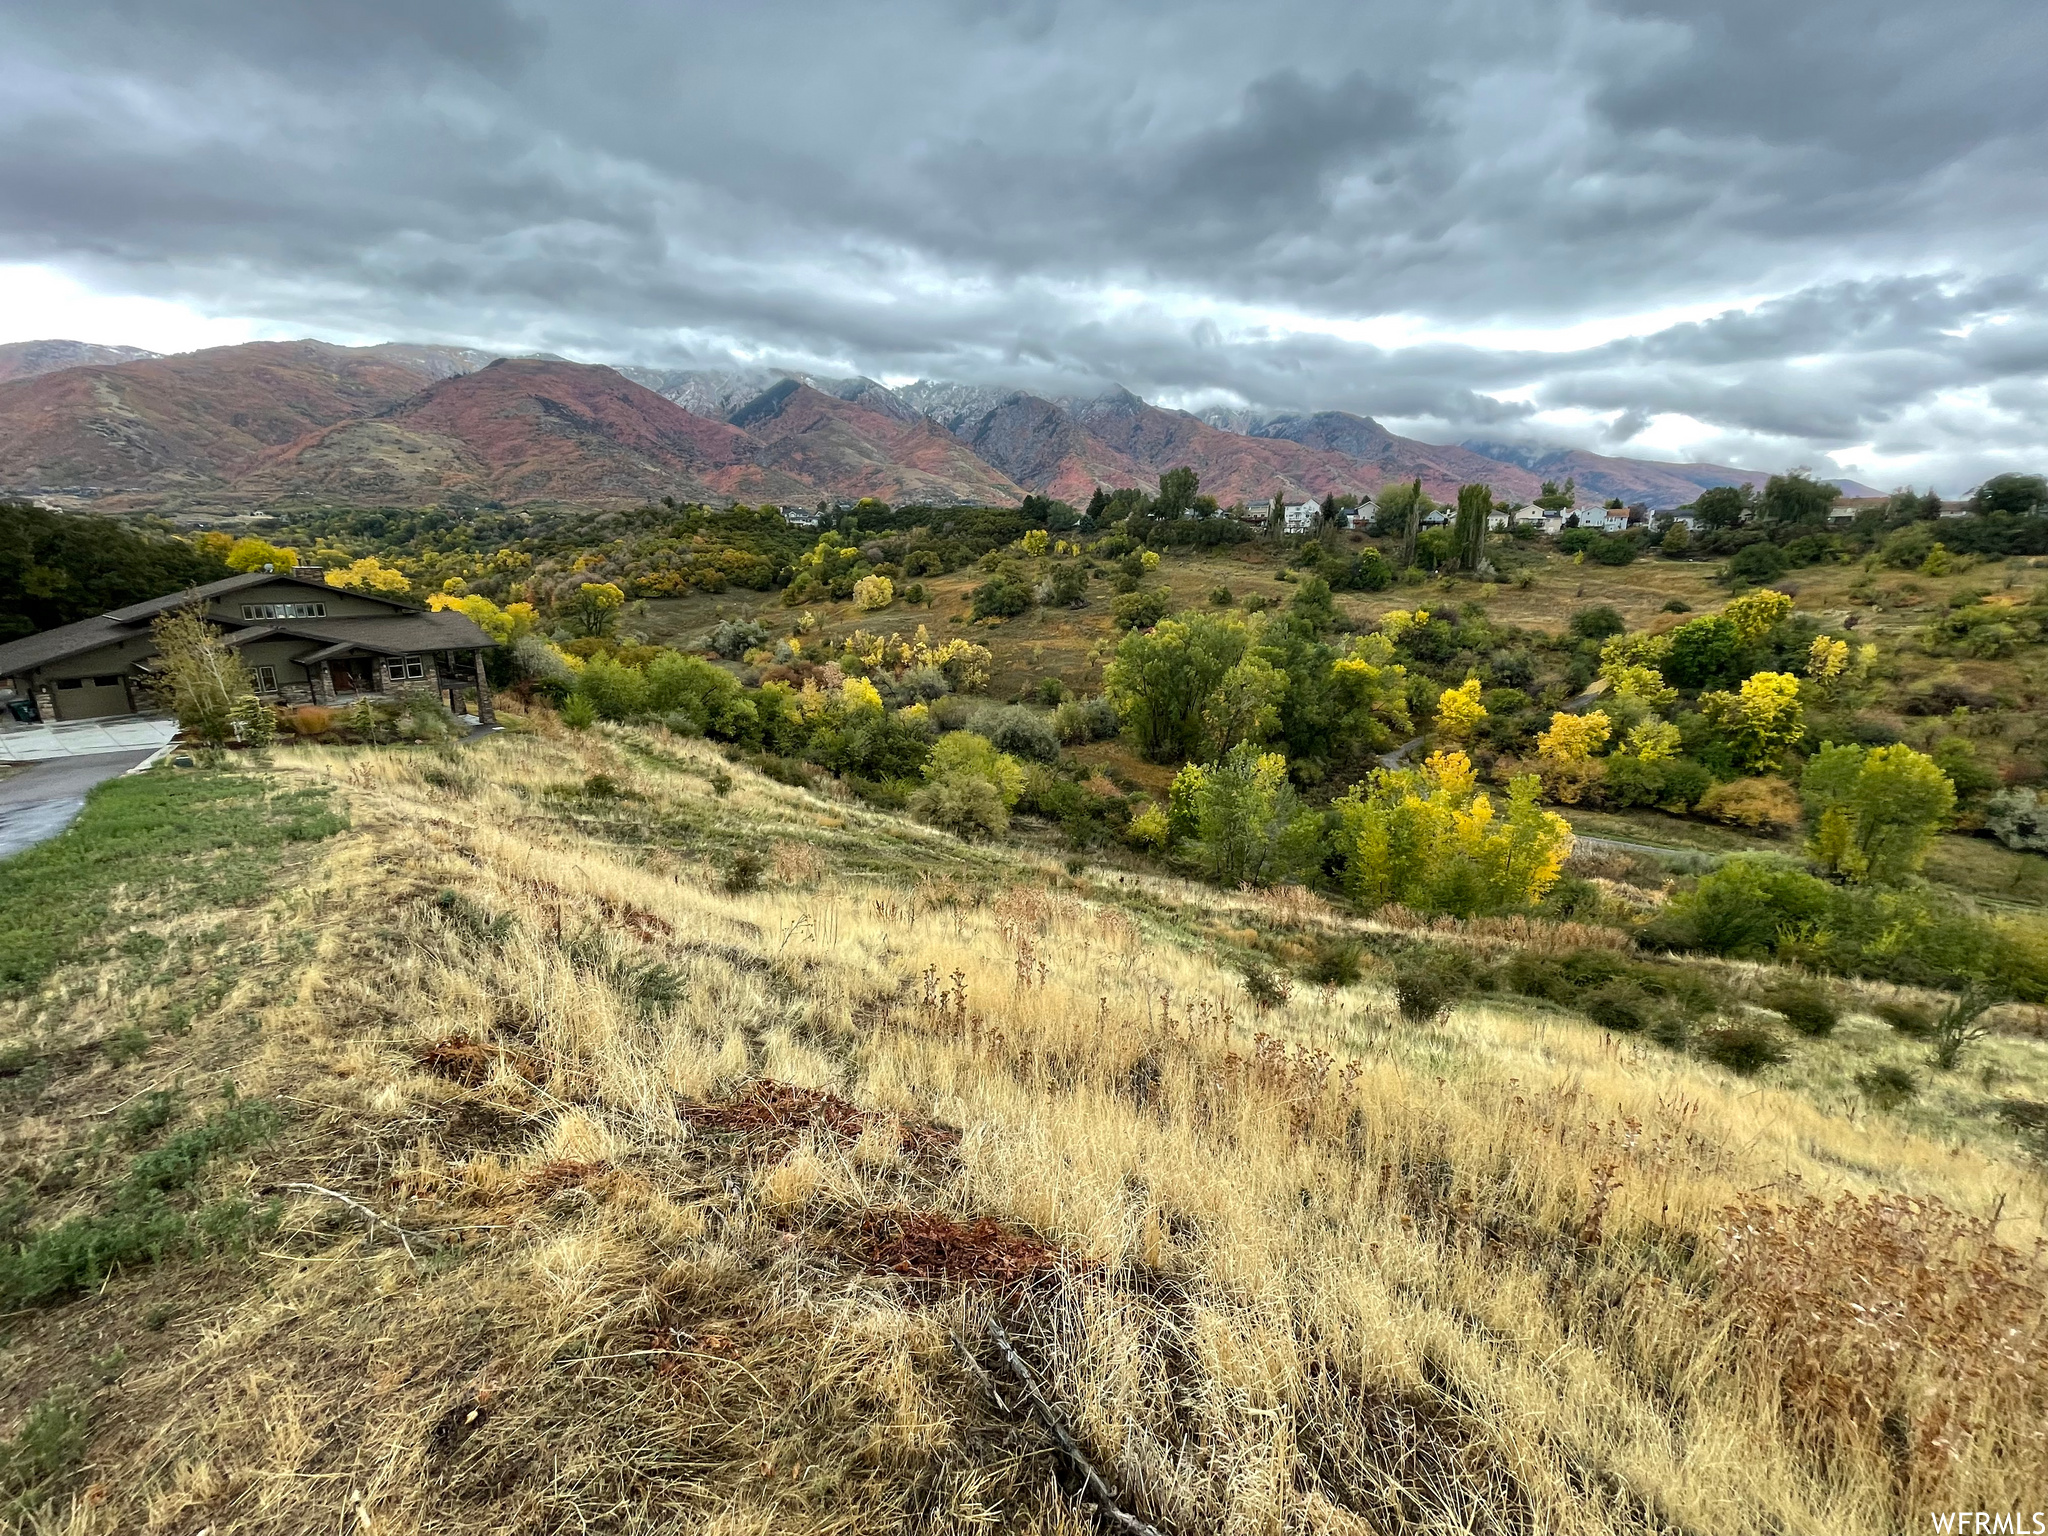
[0,577,481,679]
[0,615,141,677]
[105,570,421,623]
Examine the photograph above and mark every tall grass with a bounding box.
[24,728,2042,1535]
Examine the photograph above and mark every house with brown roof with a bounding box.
[0,565,496,728]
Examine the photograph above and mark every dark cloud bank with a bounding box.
[2,0,2043,489]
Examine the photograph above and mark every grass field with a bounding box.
[2,729,2044,1533]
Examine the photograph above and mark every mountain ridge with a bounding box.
[0,337,1876,512]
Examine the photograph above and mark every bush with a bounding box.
[707,618,769,659]
[1240,961,1294,1011]
[1695,777,1802,832]
[1302,938,1363,987]
[1112,587,1173,630]
[853,574,894,611]
[1727,541,1789,583]
[1208,585,1234,606]
[911,774,1009,840]
[1569,606,1627,641]
[724,851,765,894]
[1698,1023,1788,1076]
[1390,948,1466,1023]
[1760,981,1837,1037]
[1856,1065,1920,1110]
[287,705,335,737]
[1661,598,1691,613]
[1874,999,1935,1036]
[970,573,1033,620]
[1583,980,1654,1033]
[974,705,1061,763]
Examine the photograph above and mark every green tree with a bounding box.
[566,581,626,637]
[1084,486,1109,523]
[1102,612,1253,762]
[1156,465,1200,518]
[1182,743,1322,887]
[148,608,257,752]
[1691,485,1752,531]
[1201,653,1286,755]
[1663,614,1743,689]
[1968,473,2048,517]
[1760,470,1839,527]
[1453,484,1491,571]
[1801,742,1956,884]
[1699,672,1804,773]
[1533,477,1575,513]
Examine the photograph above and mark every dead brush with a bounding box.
[857,1208,1069,1286]
[416,1032,540,1087]
[1713,1190,2048,1502]
[679,1078,959,1159]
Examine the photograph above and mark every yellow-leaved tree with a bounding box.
[326,556,412,596]
[1330,749,1571,915]
[1535,708,1611,803]
[1701,671,1804,772]
[1433,677,1487,742]
[427,592,539,645]
[1722,587,1794,645]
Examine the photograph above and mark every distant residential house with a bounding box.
[1600,509,1631,533]
[1487,509,1511,531]
[1938,504,1970,519]
[1826,506,1858,526]
[1540,513,1565,536]
[1281,501,1321,535]
[0,567,496,728]
[1339,502,1375,531]
[781,505,822,528]
[1420,508,1453,529]
[1658,512,1700,532]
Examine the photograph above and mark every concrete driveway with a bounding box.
[0,749,162,861]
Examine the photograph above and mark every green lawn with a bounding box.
[0,767,347,997]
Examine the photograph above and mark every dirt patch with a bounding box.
[679,1078,960,1158]
[522,1158,612,1196]
[417,1033,540,1087]
[857,1208,1067,1285]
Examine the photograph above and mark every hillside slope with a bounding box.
[244,359,816,507]
[0,339,160,383]
[0,340,447,500]
[729,379,1026,505]
[1,732,2039,1532]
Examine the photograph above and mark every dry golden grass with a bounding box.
[10,728,2046,1534]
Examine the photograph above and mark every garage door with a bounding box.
[51,675,133,720]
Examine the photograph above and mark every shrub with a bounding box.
[1985,788,2048,853]
[1874,998,1935,1036]
[911,775,1010,840]
[1661,598,1691,613]
[1303,938,1363,987]
[287,705,335,737]
[975,705,1061,763]
[1856,1064,1920,1110]
[1698,1023,1788,1076]
[853,574,894,611]
[1034,677,1068,706]
[970,573,1032,620]
[1645,858,1835,957]
[1760,981,1837,1037]
[1240,961,1293,1011]
[1242,593,1273,613]
[1390,948,1466,1023]
[1112,587,1173,630]
[560,694,596,730]
[1208,585,1234,606]
[724,851,765,894]
[707,618,768,659]
[1695,777,1802,832]
[1583,980,1654,1033]
[1569,606,1626,641]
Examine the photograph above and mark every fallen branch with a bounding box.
[277,1182,421,1263]
[980,1318,1165,1536]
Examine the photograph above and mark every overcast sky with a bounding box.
[2,0,2043,489]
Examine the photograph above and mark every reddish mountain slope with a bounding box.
[730,381,1024,505]
[1253,413,1543,502]
[245,360,814,507]
[1065,388,1382,505]
[0,339,160,383]
[944,392,1154,504]
[0,340,449,500]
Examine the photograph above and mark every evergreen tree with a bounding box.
[1453,484,1491,571]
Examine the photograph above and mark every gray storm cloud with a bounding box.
[1,0,2043,487]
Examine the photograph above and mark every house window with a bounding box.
[254,665,279,693]
[239,602,326,621]
[55,678,82,690]
[385,655,426,682]
[93,675,123,688]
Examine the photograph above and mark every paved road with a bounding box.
[0,749,160,860]
[1570,832,1725,870]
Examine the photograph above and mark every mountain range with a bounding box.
[0,337,1879,516]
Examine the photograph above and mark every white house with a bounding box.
[781,505,822,528]
[1281,501,1321,535]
